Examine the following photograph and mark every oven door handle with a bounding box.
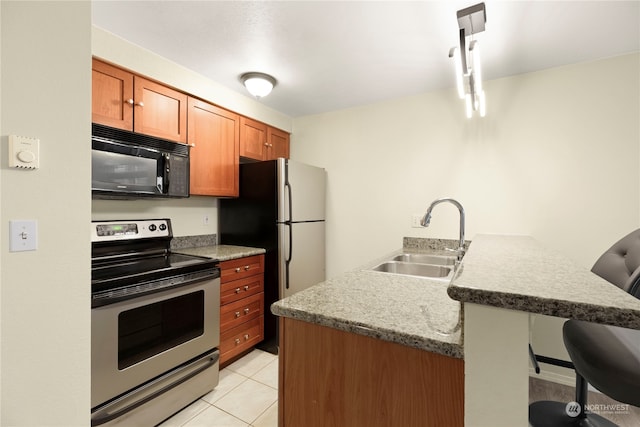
[91,350,219,426]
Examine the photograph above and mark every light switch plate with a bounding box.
[9,220,38,252]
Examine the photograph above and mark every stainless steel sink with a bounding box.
[391,253,456,266]
[371,261,453,280]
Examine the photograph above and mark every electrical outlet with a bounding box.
[203,214,210,225]
[411,214,423,228]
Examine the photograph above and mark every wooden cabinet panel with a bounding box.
[188,98,239,196]
[240,117,290,161]
[134,76,188,144]
[220,292,264,330]
[220,255,264,282]
[92,59,134,130]
[267,126,290,160]
[219,254,265,366]
[92,59,187,144]
[239,116,268,160]
[220,275,264,306]
[279,318,464,427]
[220,316,264,363]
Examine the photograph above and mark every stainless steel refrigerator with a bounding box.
[219,158,326,353]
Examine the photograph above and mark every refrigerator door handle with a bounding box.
[284,181,293,289]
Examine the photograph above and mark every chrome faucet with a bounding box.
[421,198,466,261]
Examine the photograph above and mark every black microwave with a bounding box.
[91,124,190,199]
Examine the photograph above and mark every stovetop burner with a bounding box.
[91,219,219,307]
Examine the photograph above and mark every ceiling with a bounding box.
[92,1,640,118]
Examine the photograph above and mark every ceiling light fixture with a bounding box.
[449,3,487,118]
[241,72,277,99]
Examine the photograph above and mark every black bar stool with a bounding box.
[529,229,640,426]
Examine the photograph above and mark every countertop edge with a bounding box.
[175,245,266,262]
[447,286,640,329]
[271,304,464,359]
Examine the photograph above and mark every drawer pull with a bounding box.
[244,265,250,271]
[244,334,250,340]
[235,338,241,345]
[235,267,241,273]
[244,285,250,291]
[235,311,241,318]
[244,308,250,314]
[235,288,241,294]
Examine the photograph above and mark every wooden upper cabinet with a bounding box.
[134,76,188,144]
[240,116,290,161]
[239,116,268,160]
[92,59,134,130]
[188,97,239,197]
[267,126,290,160]
[91,58,188,144]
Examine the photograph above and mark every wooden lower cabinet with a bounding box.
[219,255,265,366]
[220,316,264,362]
[278,318,464,427]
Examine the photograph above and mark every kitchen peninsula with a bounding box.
[271,235,640,427]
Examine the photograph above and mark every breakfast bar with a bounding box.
[272,234,640,427]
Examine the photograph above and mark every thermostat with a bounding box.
[9,135,40,169]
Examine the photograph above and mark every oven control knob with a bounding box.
[148,224,157,232]
[159,223,167,231]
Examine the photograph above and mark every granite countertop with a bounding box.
[272,234,640,361]
[448,234,640,330]
[271,240,465,359]
[176,244,265,261]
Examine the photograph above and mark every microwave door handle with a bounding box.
[161,154,170,194]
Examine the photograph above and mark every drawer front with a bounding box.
[220,292,264,331]
[220,275,263,305]
[220,316,263,363]
[220,255,264,283]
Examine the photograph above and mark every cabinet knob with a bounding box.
[235,267,241,273]
[244,285,250,291]
[235,311,241,318]
[244,334,250,340]
[235,288,241,294]
[235,338,241,345]
[244,308,250,314]
[135,101,144,107]
[244,265,250,271]
[126,98,134,105]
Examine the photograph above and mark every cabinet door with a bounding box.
[92,59,134,130]
[239,116,268,160]
[267,126,290,160]
[188,98,239,197]
[134,76,188,144]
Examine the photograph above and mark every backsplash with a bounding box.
[171,234,217,250]
[403,237,471,252]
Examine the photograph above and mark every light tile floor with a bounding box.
[158,349,278,427]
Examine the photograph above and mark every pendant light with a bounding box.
[449,3,487,118]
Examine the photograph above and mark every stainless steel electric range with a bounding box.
[90,219,220,427]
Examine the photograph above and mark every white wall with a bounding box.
[292,53,639,277]
[92,197,219,237]
[291,53,640,383]
[1,2,91,425]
